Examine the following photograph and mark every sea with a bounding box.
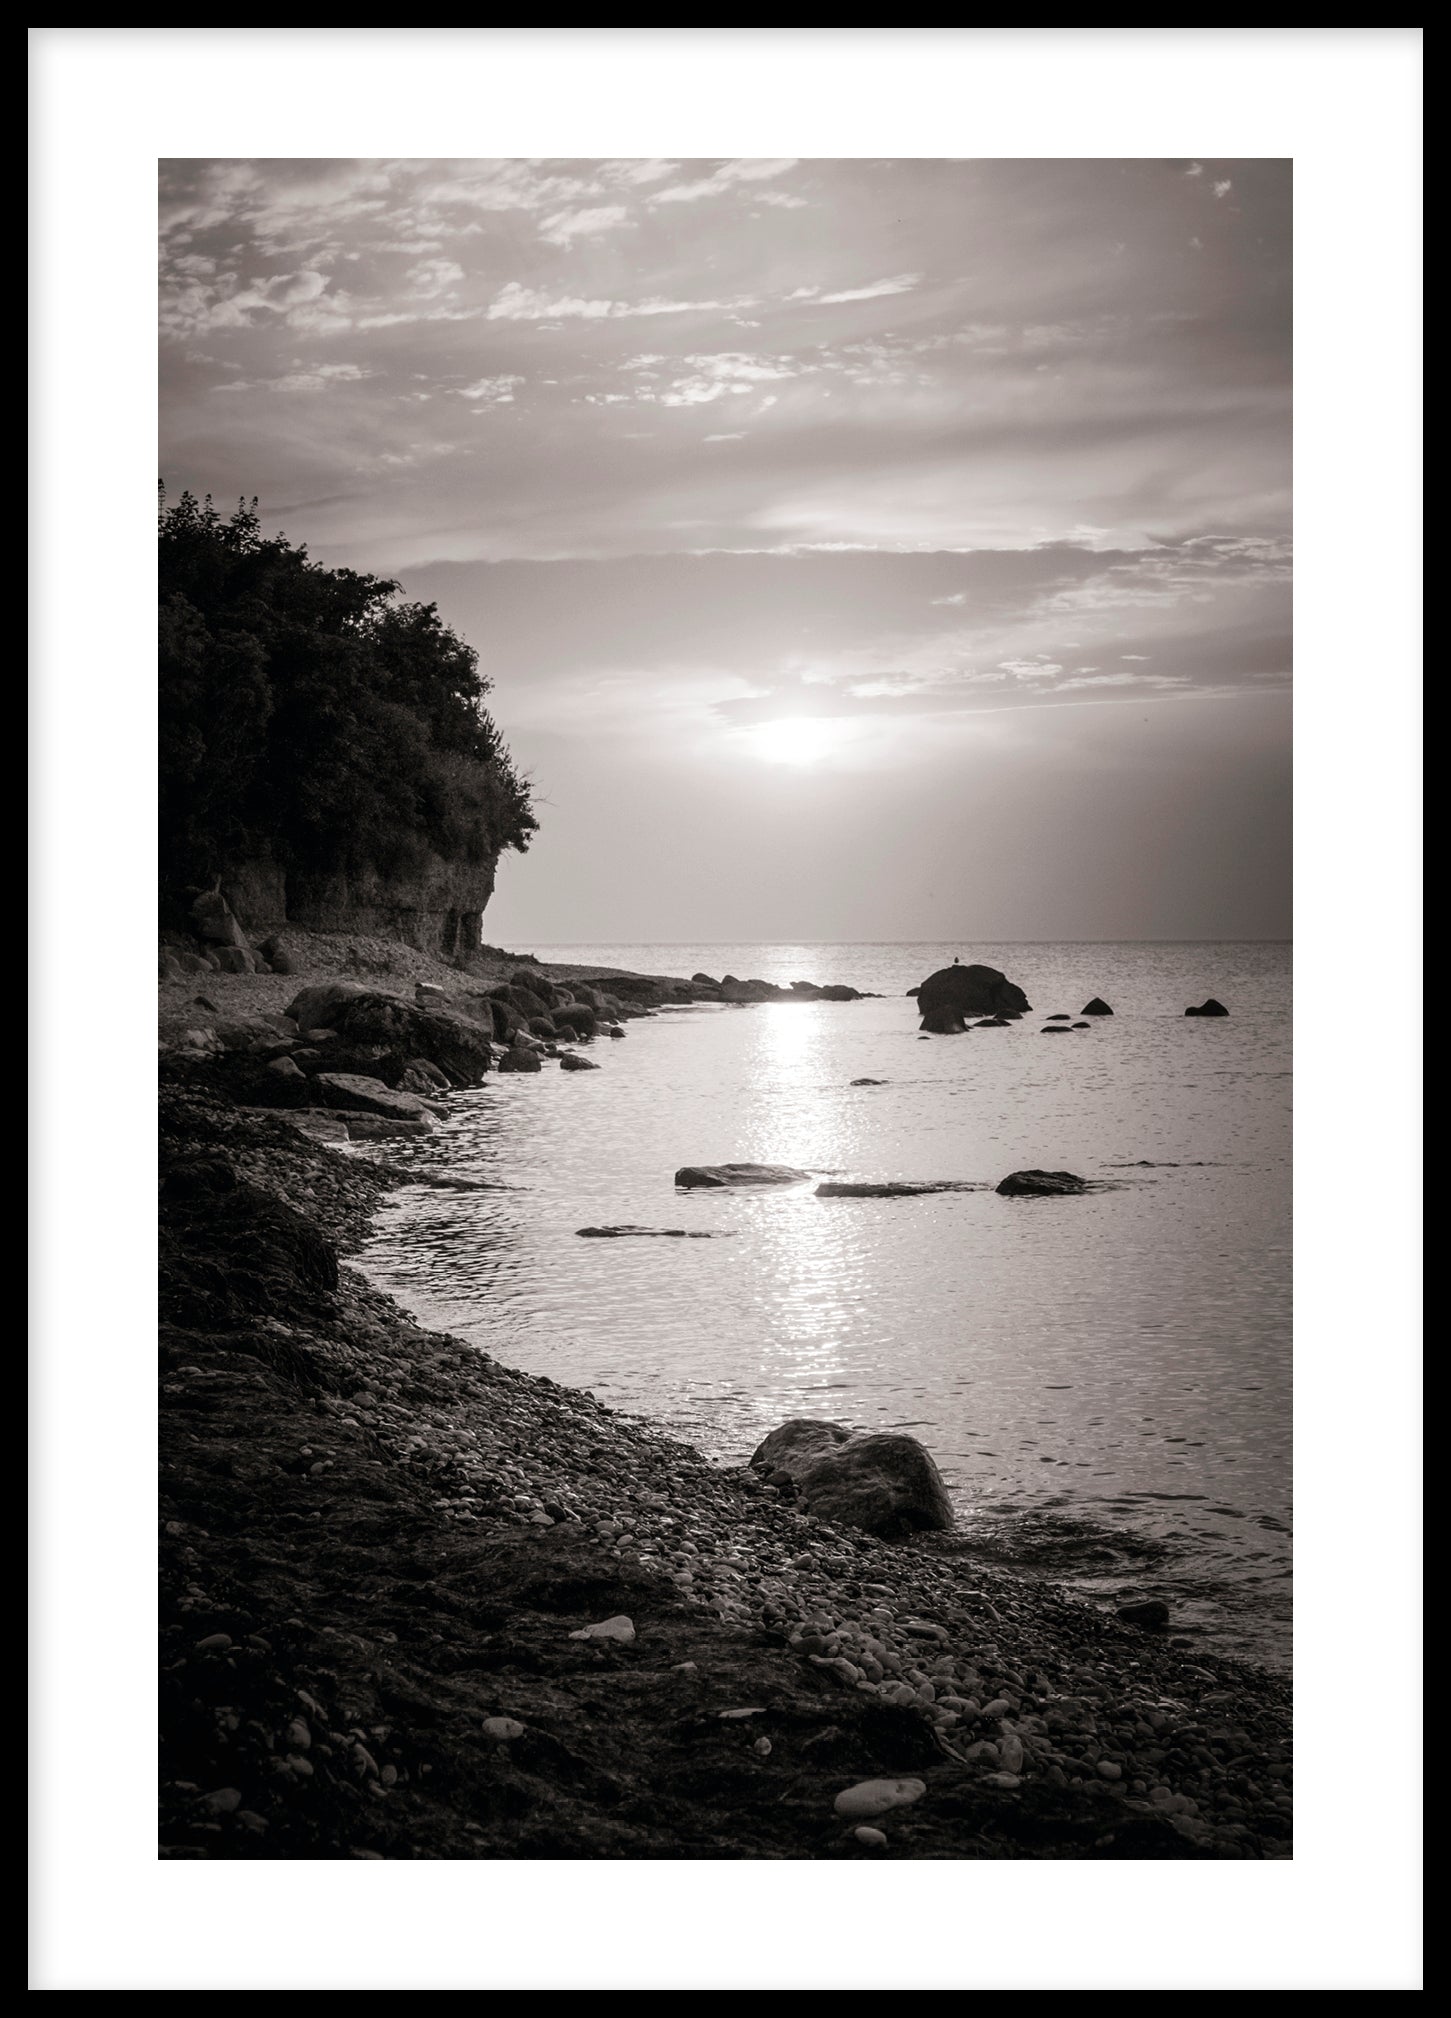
[356,942,1291,1670]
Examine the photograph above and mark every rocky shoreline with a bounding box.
[158,936,1291,1861]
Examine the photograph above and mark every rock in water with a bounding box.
[675,1163,813,1189]
[1081,997,1114,1015]
[748,1418,954,1536]
[915,963,1031,1030]
[833,1777,927,1819]
[498,1046,543,1073]
[1185,998,1230,1017]
[1116,1598,1171,1627]
[995,1169,1088,1197]
[559,1052,600,1071]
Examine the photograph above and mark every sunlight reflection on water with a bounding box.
[357,941,1291,1665]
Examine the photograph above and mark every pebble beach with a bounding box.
[158,936,1291,1860]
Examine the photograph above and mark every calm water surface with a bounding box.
[357,942,1291,1668]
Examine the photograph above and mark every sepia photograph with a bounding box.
[32,26,1421,1993]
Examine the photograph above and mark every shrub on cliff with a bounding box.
[158,488,537,909]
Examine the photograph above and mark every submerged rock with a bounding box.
[916,963,1031,1029]
[748,1418,954,1537]
[1081,997,1114,1016]
[995,1169,1089,1197]
[576,1225,726,1239]
[850,1078,887,1086]
[1185,998,1230,1017]
[814,1180,978,1199]
[675,1163,814,1189]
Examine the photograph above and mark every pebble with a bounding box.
[1097,1760,1123,1781]
[568,1615,636,1643]
[753,1738,773,1757]
[482,1717,525,1741]
[833,1777,927,1820]
[853,1826,888,1847]
[718,1707,767,1720]
[982,1772,1022,1790]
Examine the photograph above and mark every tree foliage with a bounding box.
[158,487,536,901]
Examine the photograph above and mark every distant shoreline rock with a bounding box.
[915,963,1031,1033]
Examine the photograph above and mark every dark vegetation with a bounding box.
[158,487,536,917]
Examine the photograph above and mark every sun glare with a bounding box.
[752,717,841,766]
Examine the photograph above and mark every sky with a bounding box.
[159,157,1291,943]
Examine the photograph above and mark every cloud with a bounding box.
[814,273,922,305]
[538,205,632,248]
[455,374,524,404]
[485,281,749,322]
[652,158,798,205]
[406,258,464,297]
[213,361,374,394]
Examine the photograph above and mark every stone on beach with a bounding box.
[833,1777,926,1820]
[995,1169,1089,1197]
[1081,998,1114,1015]
[568,1615,636,1643]
[749,1419,954,1537]
[675,1163,814,1189]
[315,1073,437,1121]
[1185,998,1229,1017]
[481,1717,525,1741]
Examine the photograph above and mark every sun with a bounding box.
[752,717,841,766]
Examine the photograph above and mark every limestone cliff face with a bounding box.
[219,850,498,963]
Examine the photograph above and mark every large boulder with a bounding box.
[748,1419,953,1537]
[314,1072,438,1120]
[284,988,495,1087]
[675,1163,814,1189]
[553,1004,597,1040]
[189,889,246,949]
[916,964,1031,1028]
[284,981,369,1031]
[995,1169,1088,1197]
[1185,998,1229,1017]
